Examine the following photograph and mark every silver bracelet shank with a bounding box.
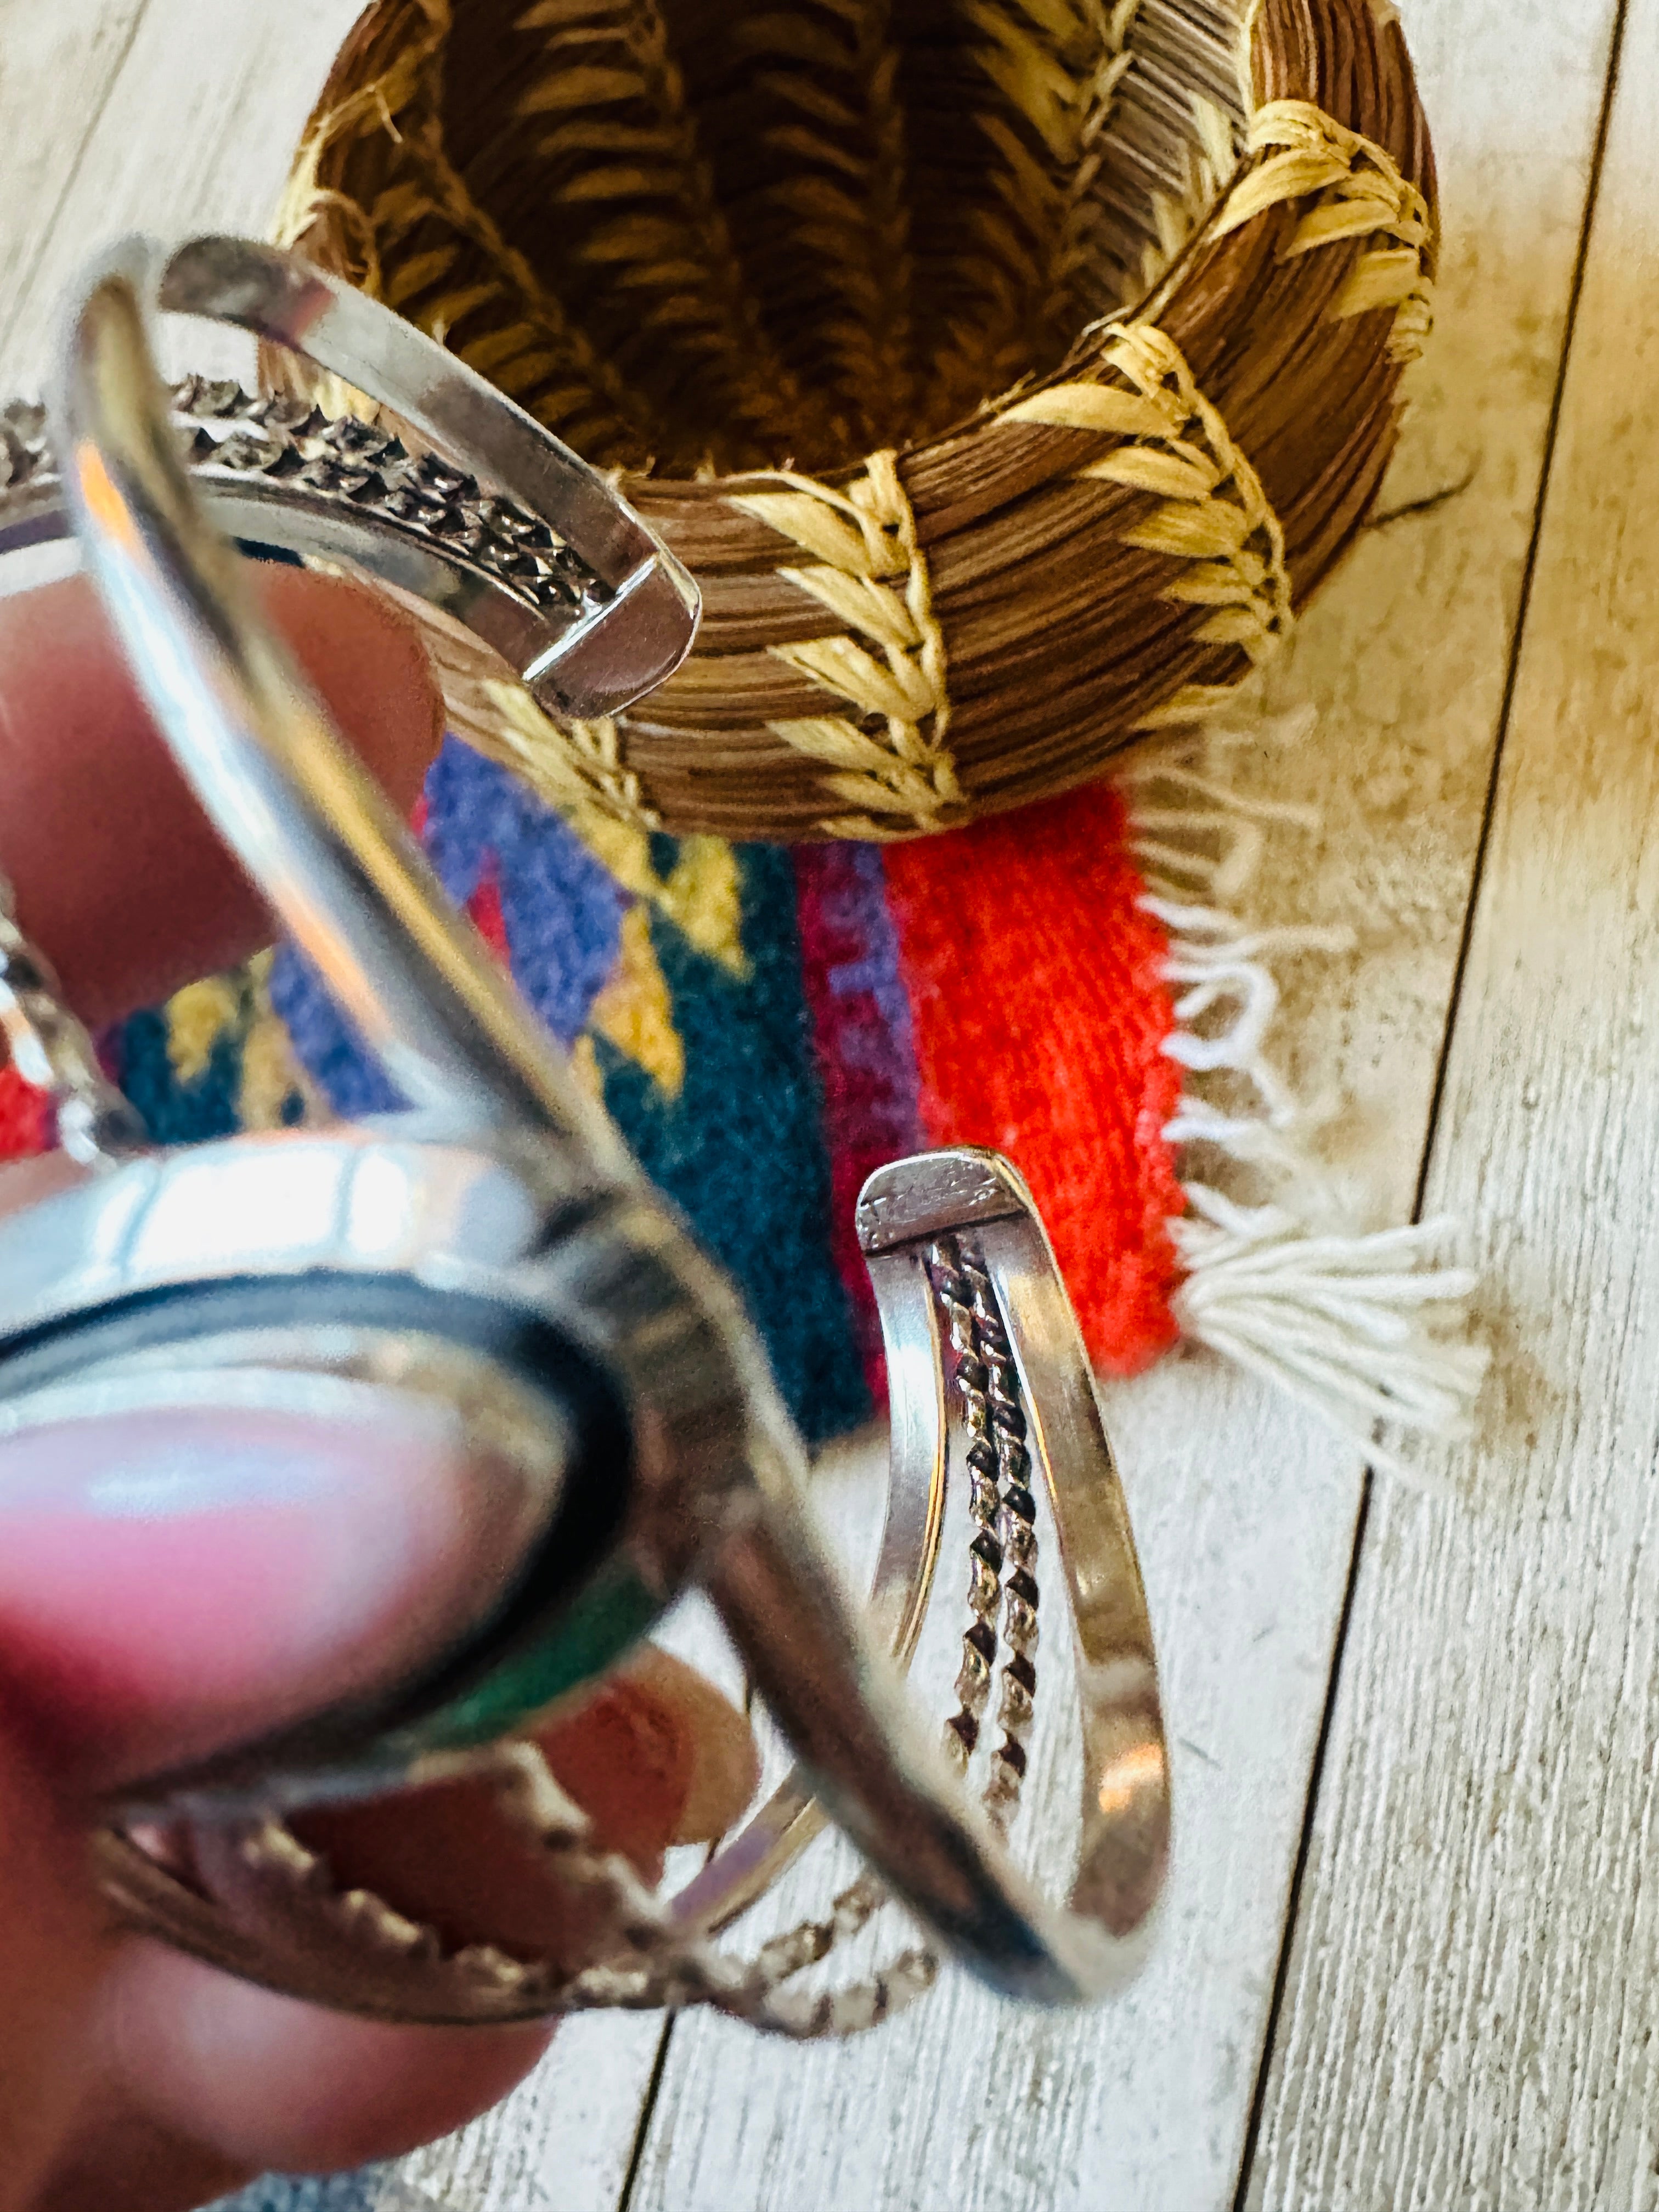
[0,234,1173,2016]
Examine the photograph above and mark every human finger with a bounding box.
[0,565,443,1028]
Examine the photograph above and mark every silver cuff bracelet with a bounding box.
[0,235,1170,2036]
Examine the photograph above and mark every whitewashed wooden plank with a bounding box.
[0,0,365,397]
[0,0,151,385]
[391,2013,665,2212]
[622,0,1624,2202]
[1244,0,1627,1198]
[1247,0,1659,2200]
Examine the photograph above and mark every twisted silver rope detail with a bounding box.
[0,882,145,1167]
[456,1234,1042,2031]
[224,1234,1046,2038]
[927,1234,1039,1828]
[0,380,608,620]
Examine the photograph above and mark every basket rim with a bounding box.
[272,0,1438,842]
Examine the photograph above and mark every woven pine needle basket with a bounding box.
[275,0,1436,842]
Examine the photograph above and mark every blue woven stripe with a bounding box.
[424,738,623,1043]
[236,744,866,1443]
[600,843,868,1444]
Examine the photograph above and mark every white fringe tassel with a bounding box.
[1167,1190,1485,1484]
[1118,714,1489,1481]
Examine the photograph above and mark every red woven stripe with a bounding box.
[0,1064,53,1159]
[883,783,1185,1374]
[466,864,509,959]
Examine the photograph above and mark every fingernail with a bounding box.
[0,1393,557,1790]
[601,1648,759,1847]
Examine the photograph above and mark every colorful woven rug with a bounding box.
[0,712,1481,1475]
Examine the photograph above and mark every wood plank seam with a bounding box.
[2,0,152,323]
[616,2022,675,2212]
[1231,0,1638,2196]
[1231,1481,1375,2210]
[1399,0,1637,1235]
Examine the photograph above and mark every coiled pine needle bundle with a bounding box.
[275,0,1436,840]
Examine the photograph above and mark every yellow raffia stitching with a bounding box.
[481,682,663,834]
[273,0,645,460]
[274,0,449,262]
[1213,99,1433,363]
[731,450,962,839]
[368,154,642,448]
[743,0,915,436]
[1002,321,1291,728]
[1136,93,1238,297]
[1047,0,1146,311]
[941,0,1125,406]
[512,0,827,459]
[964,0,1096,163]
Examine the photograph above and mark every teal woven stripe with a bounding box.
[600,840,869,1444]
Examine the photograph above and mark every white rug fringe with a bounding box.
[1119,713,1488,1481]
[1169,1189,1486,1486]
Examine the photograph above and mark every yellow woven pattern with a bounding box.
[1135,92,1237,297]
[161,956,323,1132]
[1214,98,1432,363]
[165,975,242,1085]
[274,0,447,303]
[736,0,916,441]
[274,0,647,460]
[1056,0,1147,273]
[239,996,321,1131]
[574,822,746,974]
[586,900,685,1093]
[731,452,962,838]
[1003,321,1291,727]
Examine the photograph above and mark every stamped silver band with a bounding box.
[0,232,699,724]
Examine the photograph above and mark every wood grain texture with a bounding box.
[1244,0,1625,1213]
[0,0,366,394]
[610,0,1628,2205]
[0,0,1630,2203]
[1247,0,1659,2200]
[0,0,151,366]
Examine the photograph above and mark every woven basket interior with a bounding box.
[386,0,1248,476]
[284,0,1432,839]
